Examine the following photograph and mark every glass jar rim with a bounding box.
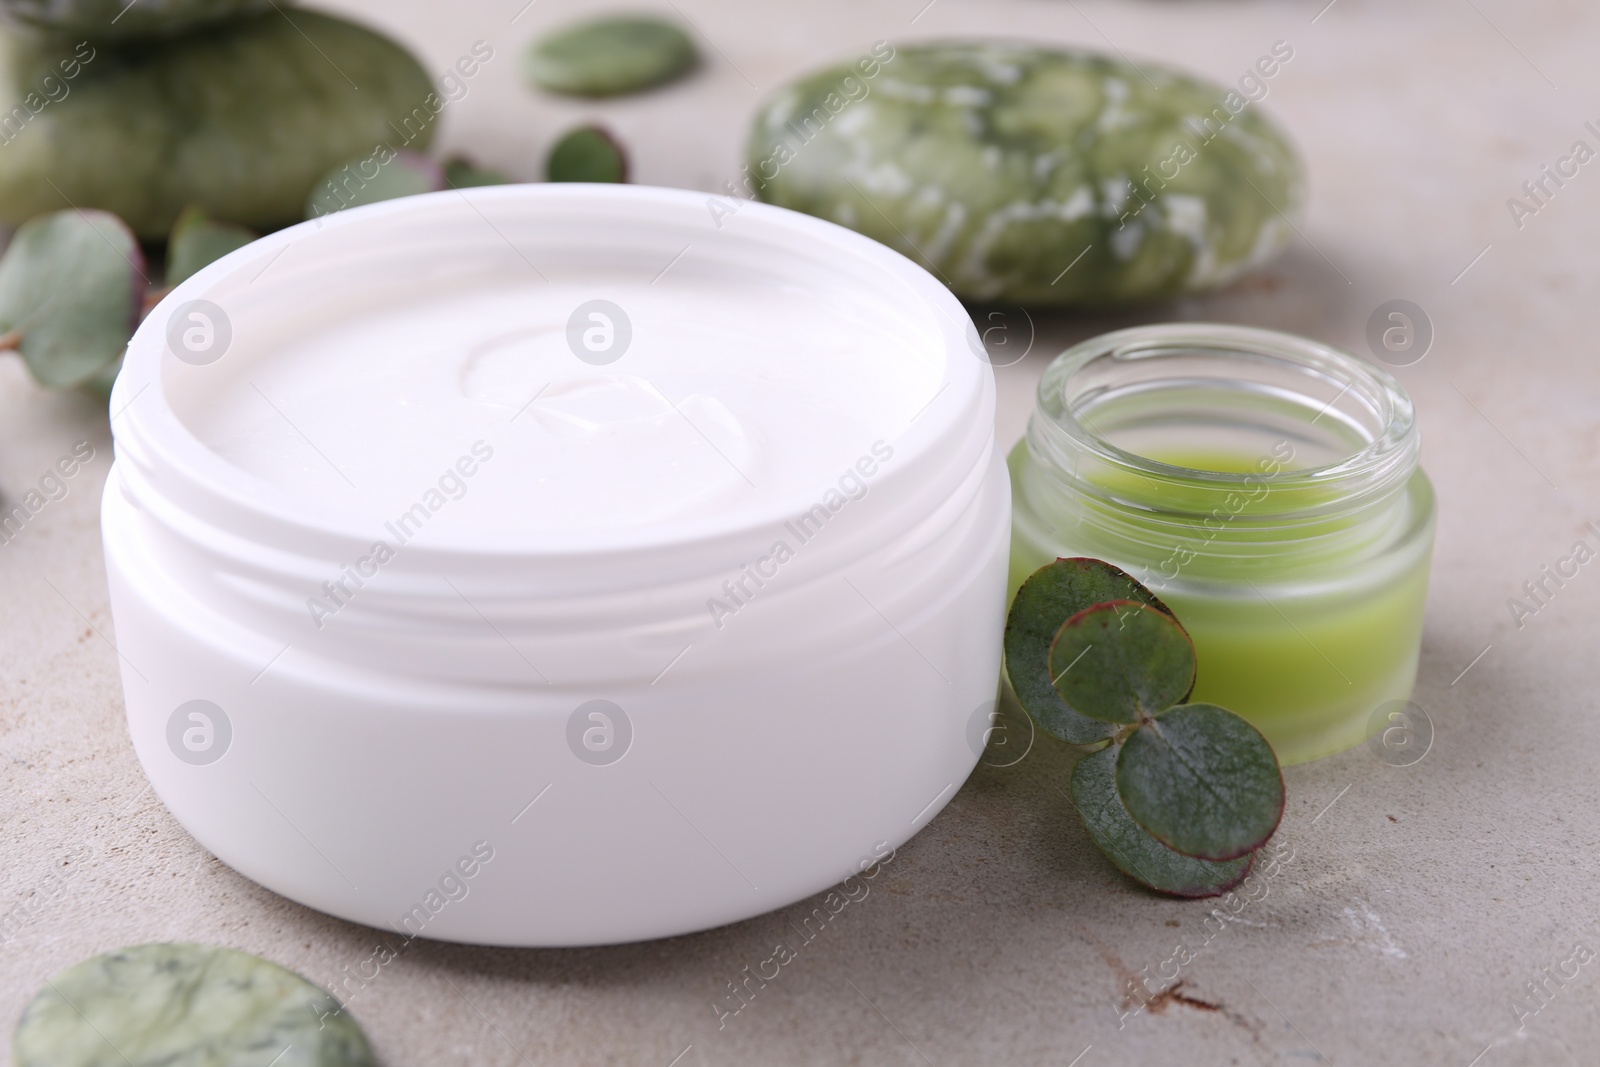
[1031,322,1420,521]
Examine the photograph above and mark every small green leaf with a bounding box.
[443,156,513,189]
[0,209,143,388]
[82,355,124,397]
[1117,702,1285,861]
[1070,744,1253,898]
[1048,600,1195,724]
[1005,558,1171,744]
[546,126,629,183]
[166,205,256,288]
[305,151,445,220]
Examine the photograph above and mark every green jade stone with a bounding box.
[750,42,1304,307]
[13,942,374,1067]
[524,15,697,97]
[0,0,274,42]
[0,11,436,238]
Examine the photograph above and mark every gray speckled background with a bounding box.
[4,1,1600,1064]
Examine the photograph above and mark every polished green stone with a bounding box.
[13,943,374,1067]
[0,0,273,42]
[749,43,1305,307]
[524,15,697,98]
[546,125,628,183]
[0,11,436,239]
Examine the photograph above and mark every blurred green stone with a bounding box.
[0,0,274,42]
[12,942,375,1067]
[0,10,436,239]
[546,126,627,183]
[524,15,696,97]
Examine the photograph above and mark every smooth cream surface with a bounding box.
[180,274,942,538]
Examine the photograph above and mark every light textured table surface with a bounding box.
[4,1,1600,1064]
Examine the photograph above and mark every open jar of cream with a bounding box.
[1009,324,1435,764]
[103,185,1009,946]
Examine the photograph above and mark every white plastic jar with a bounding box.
[103,184,1009,946]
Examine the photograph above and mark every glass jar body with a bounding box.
[1008,324,1436,765]
[1010,444,1434,763]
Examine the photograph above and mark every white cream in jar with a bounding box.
[105,185,1008,946]
[181,275,940,538]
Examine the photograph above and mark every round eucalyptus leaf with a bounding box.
[306,150,444,220]
[13,942,374,1067]
[1047,600,1195,724]
[1004,557,1170,744]
[166,205,256,288]
[1070,744,1253,898]
[443,156,513,189]
[1117,702,1285,861]
[0,209,142,388]
[547,126,628,183]
[81,354,122,396]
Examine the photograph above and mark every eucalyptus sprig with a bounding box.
[1005,558,1285,897]
[0,205,258,393]
[0,149,518,397]
[165,205,256,289]
[0,209,144,390]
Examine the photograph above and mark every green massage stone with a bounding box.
[749,42,1305,308]
[0,0,275,42]
[524,15,697,98]
[13,942,375,1067]
[0,11,436,239]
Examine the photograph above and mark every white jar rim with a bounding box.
[106,184,992,675]
[112,186,994,600]
[104,195,1012,947]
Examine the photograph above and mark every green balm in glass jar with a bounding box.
[1009,324,1435,764]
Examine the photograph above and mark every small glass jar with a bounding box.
[1009,323,1435,764]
